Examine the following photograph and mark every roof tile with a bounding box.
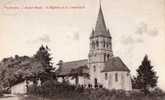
[102,57,130,72]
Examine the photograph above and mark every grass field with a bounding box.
[22,88,165,100]
[24,80,165,100]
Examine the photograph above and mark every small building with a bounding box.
[11,80,34,95]
[11,81,27,95]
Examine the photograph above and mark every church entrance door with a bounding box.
[94,78,98,88]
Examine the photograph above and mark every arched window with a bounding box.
[106,43,109,48]
[109,42,111,47]
[92,41,95,49]
[103,40,105,48]
[96,40,99,48]
[107,54,110,60]
[104,53,106,62]
[93,66,96,72]
[105,73,108,80]
[115,73,118,82]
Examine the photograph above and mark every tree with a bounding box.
[131,76,138,89]
[0,45,55,89]
[34,45,54,82]
[136,55,158,95]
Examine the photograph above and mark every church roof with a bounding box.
[56,59,88,76]
[90,5,111,38]
[102,57,130,72]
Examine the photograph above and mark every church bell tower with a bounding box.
[88,3,113,87]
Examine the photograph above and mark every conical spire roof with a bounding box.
[95,5,106,33]
[90,4,111,38]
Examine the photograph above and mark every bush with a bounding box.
[0,89,3,97]
[150,87,165,96]
[27,80,86,99]
[27,81,165,100]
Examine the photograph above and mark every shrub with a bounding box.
[27,80,86,99]
[149,87,165,96]
[0,89,3,97]
[27,81,165,100]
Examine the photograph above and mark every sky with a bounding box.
[0,0,165,90]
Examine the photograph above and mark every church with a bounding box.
[56,4,132,91]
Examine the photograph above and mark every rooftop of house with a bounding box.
[102,57,130,72]
[56,56,130,76]
[56,59,88,76]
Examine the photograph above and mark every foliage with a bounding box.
[34,45,53,73]
[0,55,31,88]
[149,87,165,97]
[27,80,84,97]
[33,45,54,82]
[25,84,165,100]
[0,45,54,91]
[133,55,158,95]
[0,88,3,97]
[131,76,139,89]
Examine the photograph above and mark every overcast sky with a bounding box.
[0,0,165,90]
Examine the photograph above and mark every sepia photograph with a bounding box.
[0,0,165,100]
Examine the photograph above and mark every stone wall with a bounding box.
[102,71,132,91]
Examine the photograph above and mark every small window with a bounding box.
[115,73,118,82]
[103,40,105,48]
[96,40,99,47]
[105,73,108,80]
[93,66,96,72]
[106,42,109,48]
[104,53,106,62]
[109,42,111,48]
[107,54,110,60]
[92,41,95,49]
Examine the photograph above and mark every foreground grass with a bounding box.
[21,95,87,100]
[24,80,165,100]
[21,95,50,100]
[21,89,165,100]
[21,95,165,100]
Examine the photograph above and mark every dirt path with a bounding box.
[0,96,22,100]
